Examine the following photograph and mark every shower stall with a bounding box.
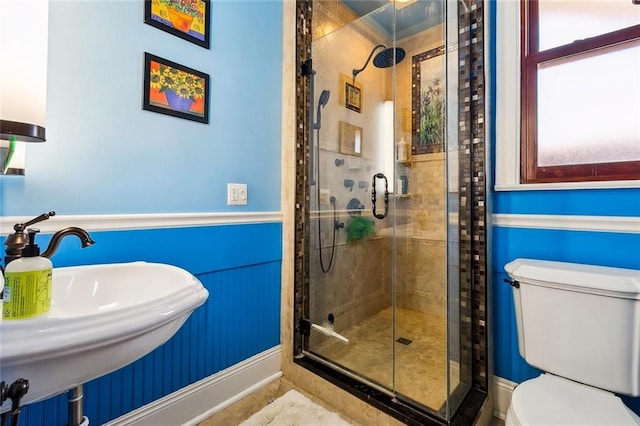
[293,0,488,424]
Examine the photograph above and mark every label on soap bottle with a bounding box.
[3,268,52,319]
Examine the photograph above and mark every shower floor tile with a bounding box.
[310,306,456,412]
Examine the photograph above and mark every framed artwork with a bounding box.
[339,121,363,156]
[345,82,362,113]
[144,0,211,49]
[411,45,445,154]
[143,52,210,124]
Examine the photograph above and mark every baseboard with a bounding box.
[493,376,517,420]
[106,346,282,426]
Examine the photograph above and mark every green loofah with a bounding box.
[345,216,376,243]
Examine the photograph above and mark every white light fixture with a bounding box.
[0,0,49,175]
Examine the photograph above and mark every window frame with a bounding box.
[520,0,640,184]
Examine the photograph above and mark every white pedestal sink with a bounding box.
[0,261,209,412]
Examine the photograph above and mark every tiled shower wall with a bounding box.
[394,23,449,319]
[306,0,452,330]
[306,0,393,332]
[394,154,448,318]
[308,236,391,333]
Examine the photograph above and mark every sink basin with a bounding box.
[0,261,209,411]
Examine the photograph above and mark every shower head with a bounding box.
[318,90,330,108]
[352,44,406,82]
[373,47,406,68]
[313,90,330,130]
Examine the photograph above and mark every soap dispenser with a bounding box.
[3,228,53,320]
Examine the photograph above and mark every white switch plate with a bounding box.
[227,183,248,205]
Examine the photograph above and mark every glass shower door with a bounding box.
[302,0,472,418]
[304,3,396,394]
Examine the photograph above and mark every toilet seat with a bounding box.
[506,374,640,426]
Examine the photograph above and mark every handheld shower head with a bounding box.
[314,90,330,130]
[318,90,330,108]
[352,44,406,82]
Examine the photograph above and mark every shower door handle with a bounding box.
[371,173,389,219]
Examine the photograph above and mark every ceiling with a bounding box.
[341,0,444,40]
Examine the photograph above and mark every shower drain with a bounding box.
[396,337,413,345]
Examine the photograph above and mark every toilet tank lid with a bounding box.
[505,259,640,299]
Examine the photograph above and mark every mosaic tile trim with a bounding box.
[294,0,313,355]
[457,0,487,392]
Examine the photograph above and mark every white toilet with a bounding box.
[504,258,640,425]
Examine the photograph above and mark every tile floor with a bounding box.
[197,377,358,425]
[311,306,454,411]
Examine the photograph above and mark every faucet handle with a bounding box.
[14,211,56,232]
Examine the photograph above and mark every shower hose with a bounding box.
[315,128,337,273]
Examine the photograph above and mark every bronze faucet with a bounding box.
[41,227,95,259]
[3,211,56,266]
[3,211,95,268]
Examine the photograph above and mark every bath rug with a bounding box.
[240,389,352,425]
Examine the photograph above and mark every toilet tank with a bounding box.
[505,258,640,396]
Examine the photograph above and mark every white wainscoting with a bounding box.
[0,211,283,234]
[493,214,640,234]
[105,346,282,426]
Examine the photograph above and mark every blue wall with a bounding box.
[1,0,284,424]
[491,202,640,413]
[1,0,282,215]
[488,0,640,413]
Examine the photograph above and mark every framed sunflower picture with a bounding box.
[143,52,210,123]
[144,0,211,49]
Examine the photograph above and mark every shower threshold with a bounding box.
[294,355,486,426]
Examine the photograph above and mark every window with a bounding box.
[520,0,640,183]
